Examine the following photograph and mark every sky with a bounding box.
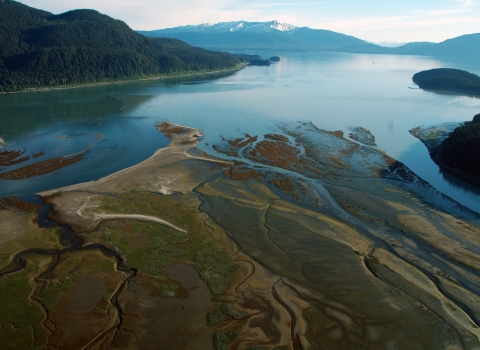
[18,0,480,43]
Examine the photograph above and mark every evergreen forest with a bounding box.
[441,113,480,176]
[412,68,480,95]
[0,1,240,91]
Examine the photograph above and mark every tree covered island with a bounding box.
[412,68,480,95]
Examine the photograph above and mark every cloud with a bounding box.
[455,0,473,7]
[16,0,480,42]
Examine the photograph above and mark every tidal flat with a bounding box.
[1,122,480,349]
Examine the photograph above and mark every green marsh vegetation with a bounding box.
[95,190,238,295]
[0,256,50,350]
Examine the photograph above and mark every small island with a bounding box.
[412,68,480,95]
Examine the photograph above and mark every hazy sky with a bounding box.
[19,0,480,43]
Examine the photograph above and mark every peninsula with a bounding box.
[0,1,240,92]
[411,114,480,188]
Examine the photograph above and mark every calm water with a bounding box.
[1,52,480,212]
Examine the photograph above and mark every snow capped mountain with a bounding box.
[138,20,376,52]
[160,20,298,34]
[270,21,296,32]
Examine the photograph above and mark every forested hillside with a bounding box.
[412,68,480,95]
[0,1,239,91]
[441,114,480,176]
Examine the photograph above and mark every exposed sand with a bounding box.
[0,211,30,245]
[2,121,480,349]
[38,122,233,197]
[93,214,186,233]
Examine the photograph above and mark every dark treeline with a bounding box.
[441,113,480,176]
[412,68,480,95]
[232,54,271,66]
[0,1,240,91]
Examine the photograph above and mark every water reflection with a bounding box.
[0,70,237,139]
[1,52,480,212]
[439,167,480,199]
[420,88,480,100]
[397,139,480,211]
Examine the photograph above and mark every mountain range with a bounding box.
[139,20,480,58]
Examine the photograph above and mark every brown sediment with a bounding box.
[294,157,329,178]
[159,122,187,138]
[32,151,45,159]
[213,134,258,158]
[246,139,299,169]
[348,127,377,147]
[228,135,258,148]
[269,176,300,199]
[232,251,296,350]
[0,150,30,166]
[265,134,289,142]
[0,196,42,214]
[270,177,295,190]
[227,167,263,182]
[332,130,344,137]
[45,253,126,350]
[0,152,85,180]
[213,144,239,157]
[339,143,360,156]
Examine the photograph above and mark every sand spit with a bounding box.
[94,214,186,233]
[38,122,233,197]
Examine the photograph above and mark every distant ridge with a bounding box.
[159,20,297,33]
[390,33,480,57]
[138,20,381,52]
[139,21,480,57]
[0,1,240,91]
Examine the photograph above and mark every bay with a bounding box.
[1,51,480,212]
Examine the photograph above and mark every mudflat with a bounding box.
[1,121,480,349]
